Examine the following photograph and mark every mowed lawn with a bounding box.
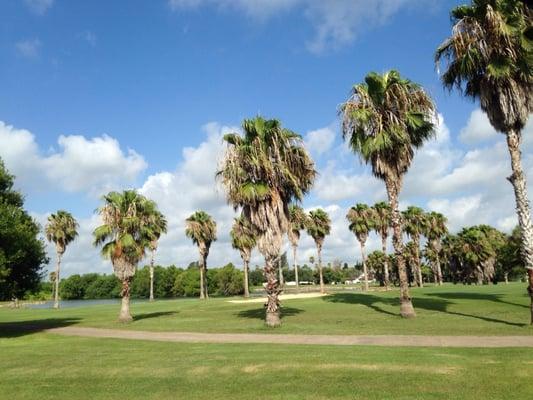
[1,283,533,400]
[1,282,532,336]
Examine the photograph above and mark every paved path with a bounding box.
[45,326,533,347]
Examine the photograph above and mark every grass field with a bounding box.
[1,283,533,399]
[1,283,532,336]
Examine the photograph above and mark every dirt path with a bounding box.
[45,326,533,347]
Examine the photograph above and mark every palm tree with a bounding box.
[403,241,419,285]
[371,202,391,288]
[306,209,331,294]
[402,206,428,287]
[340,70,436,318]
[288,204,308,292]
[185,211,217,300]
[436,0,533,322]
[230,215,257,298]
[218,116,316,327]
[425,211,448,285]
[347,203,375,291]
[45,210,79,309]
[93,190,156,322]
[146,206,167,302]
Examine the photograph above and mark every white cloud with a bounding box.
[0,121,147,196]
[16,38,41,58]
[168,0,433,53]
[24,0,54,15]
[82,31,97,47]
[304,125,336,156]
[459,109,499,144]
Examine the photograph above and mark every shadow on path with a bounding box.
[0,318,81,338]
[324,292,527,327]
[236,307,304,321]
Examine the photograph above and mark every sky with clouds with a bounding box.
[1,0,531,277]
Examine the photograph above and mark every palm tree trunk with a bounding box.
[381,234,390,289]
[360,242,369,291]
[264,254,281,327]
[149,249,155,302]
[414,236,423,288]
[118,277,133,322]
[293,245,300,293]
[506,129,533,324]
[386,176,416,318]
[279,262,284,287]
[436,252,443,286]
[243,257,250,298]
[203,254,209,299]
[318,244,325,294]
[53,252,62,309]
[199,252,205,300]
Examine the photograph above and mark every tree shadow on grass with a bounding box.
[236,307,304,321]
[324,292,527,327]
[133,311,179,321]
[426,291,529,310]
[0,318,81,338]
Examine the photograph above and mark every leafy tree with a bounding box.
[173,267,200,297]
[401,206,427,287]
[59,274,85,299]
[218,117,316,327]
[498,226,525,283]
[249,266,265,286]
[213,263,244,296]
[367,250,387,286]
[371,202,391,288]
[306,209,331,294]
[0,159,48,301]
[347,203,374,291]
[45,210,78,308]
[93,190,158,322]
[230,215,256,297]
[185,210,217,299]
[436,0,533,322]
[288,204,307,292]
[340,70,436,318]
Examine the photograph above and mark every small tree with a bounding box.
[306,209,331,294]
[347,204,375,291]
[230,215,257,298]
[185,211,217,299]
[288,204,308,292]
[45,211,79,309]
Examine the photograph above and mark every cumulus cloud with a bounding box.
[459,109,499,144]
[24,0,54,15]
[304,125,336,156]
[168,0,433,53]
[0,121,147,196]
[16,38,41,58]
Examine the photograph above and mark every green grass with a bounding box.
[1,282,531,336]
[1,334,533,400]
[1,283,533,399]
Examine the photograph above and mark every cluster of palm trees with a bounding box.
[45,1,532,325]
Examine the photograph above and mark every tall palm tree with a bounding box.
[218,116,316,327]
[146,206,167,302]
[185,211,217,300]
[371,202,391,289]
[45,210,78,309]
[306,209,331,294]
[340,70,436,318]
[93,190,156,322]
[288,204,308,292]
[436,0,533,322]
[425,211,448,285]
[402,206,428,287]
[347,203,375,291]
[230,215,257,298]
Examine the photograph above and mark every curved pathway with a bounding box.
[46,326,533,347]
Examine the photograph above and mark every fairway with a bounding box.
[2,284,533,400]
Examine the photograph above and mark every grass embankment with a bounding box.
[1,282,531,336]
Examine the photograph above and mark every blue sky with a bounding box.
[1,0,531,275]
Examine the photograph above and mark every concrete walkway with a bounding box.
[46,326,533,348]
